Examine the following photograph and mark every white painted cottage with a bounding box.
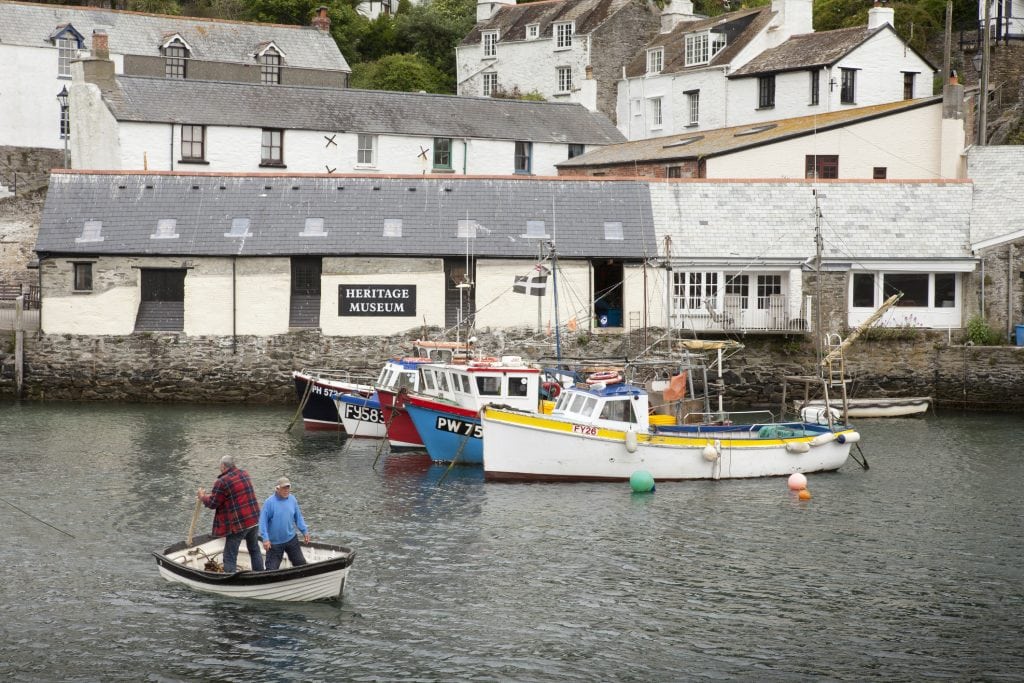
[980,0,1024,40]
[0,1,349,158]
[68,47,624,177]
[618,0,937,140]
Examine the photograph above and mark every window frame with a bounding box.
[840,68,857,104]
[567,143,585,159]
[259,49,281,85]
[809,69,820,106]
[649,97,663,129]
[514,141,533,174]
[686,90,700,126]
[526,24,540,39]
[902,71,916,100]
[758,75,775,109]
[554,22,574,49]
[647,48,664,75]
[180,125,205,162]
[57,36,78,79]
[60,104,70,140]
[557,66,573,93]
[433,137,453,170]
[73,262,93,292]
[357,133,376,166]
[165,41,187,79]
[482,72,498,96]
[261,128,284,166]
[482,31,498,58]
[873,166,887,180]
[805,154,839,179]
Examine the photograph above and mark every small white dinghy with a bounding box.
[153,534,355,602]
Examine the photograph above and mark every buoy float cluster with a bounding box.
[788,472,812,499]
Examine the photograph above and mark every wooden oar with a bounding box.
[187,495,202,547]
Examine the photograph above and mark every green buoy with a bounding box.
[630,470,655,493]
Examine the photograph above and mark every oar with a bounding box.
[187,495,202,547]
[286,377,314,432]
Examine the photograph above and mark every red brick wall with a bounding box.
[558,160,700,178]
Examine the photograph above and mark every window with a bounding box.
[260,49,281,85]
[809,70,820,106]
[933,273,956,308]
[756,275,781,309]
[603,222,623,240]
[631,99,642,116]
[567,143,585,159]
[357,134,375,166]
[73,263,92,292]
[684,31,726,66]
[180,125,205,161]
[667,166,683,178]
[77,220,103,243]
[60,104,70,140]
[482,31,497,58]
[433,137,452,170]
[527,24,539,39]
[152,218,178,239]
[483,72,497,96]
[58,36,78,78]
[508,376,530,397]
[673,271,718,311]
[805,155,839,179]
[477,375,501,396]
[383,218,402,237]
[873,166,887,179]
[300,218,326,237]
[165,41,187,79]
[514,141,532,174]
[686,90,700,126]
[885,274,930,307]
[554,22,574,49]
[649,97,663,128]
[852,273,874,307]
[261,128,283,165]
[903,72,916,99]
[840,68,856,104]
[725,274,749,309]
[557,66,572,93]
[758,75,775,109]
[852,273,958,311]
[647,48,664,74]
[226,217,252,237]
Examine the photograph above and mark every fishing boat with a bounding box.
[800,396,931,418]
[152,534,355,602]
[292,340,470,432]
[402,355,555,465]
[481,366,861,482]
[333,356,431,443]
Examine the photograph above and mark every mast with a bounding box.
[813,190,824,369]
[550,240,562,364]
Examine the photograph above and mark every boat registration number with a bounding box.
[572,425,597,436]
[435,416,483,439]
[343,403,384,424]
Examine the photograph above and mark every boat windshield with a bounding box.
[599,398,638,424]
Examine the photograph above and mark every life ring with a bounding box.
[587,370,622,384]
[542,381,562,398]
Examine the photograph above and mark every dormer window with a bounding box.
[647,48,664,75]
[163,37,190,79]
[554,22,574,49]
[258,46,282,84]
[526,24,539,39]
[57,37,79,77]
[684,31,726,66]
[482,31,498,58]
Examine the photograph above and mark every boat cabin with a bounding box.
[417,356,542,412]
[552,381,650,431]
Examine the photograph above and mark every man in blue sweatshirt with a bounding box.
[259,477,310,570]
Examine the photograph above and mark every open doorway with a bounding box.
[593,260,624,328]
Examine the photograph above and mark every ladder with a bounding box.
[823,333,846,387]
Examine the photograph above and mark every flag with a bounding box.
[513,273,548,296]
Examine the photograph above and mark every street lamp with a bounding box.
[56,85,69,168]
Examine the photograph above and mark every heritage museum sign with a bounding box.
[338,285,416,316]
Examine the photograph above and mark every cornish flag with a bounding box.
[513,267,548,296]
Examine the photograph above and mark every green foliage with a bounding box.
[394,0,476,91]
[350,53,450,93]
[490,86,546,101]
[125,0,183,13]
[964,315,1005,345]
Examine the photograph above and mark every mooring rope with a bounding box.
[1,495,75,538]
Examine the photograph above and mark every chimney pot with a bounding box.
[312,6,331,31]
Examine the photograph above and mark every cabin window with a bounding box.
[600,398,638,423]
[398,372,417,390]
[508,376,530,397]
[423,372,436,391]
[583,396,598,416]
[569,394,588,413]
[476,375,501,396]
[460,374,472,393]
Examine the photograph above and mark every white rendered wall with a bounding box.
[182,258,291,336]
[1,44,124,150]
[42,256,139,335]
[618,68,730,139]
[706,103,947,179]
[475,259,592,331]
[113,123,583,176]
[322,257,446,336]
[622,262,671,330]
[456,33,593,109]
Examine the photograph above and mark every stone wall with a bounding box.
[3,326,1024,411]
[0,147,62,195]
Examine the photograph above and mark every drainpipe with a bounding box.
[1008,243,1014,341]
[463,139,469,175]
[169,124,174,171]
[232,256,238,354]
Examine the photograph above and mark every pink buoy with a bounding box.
[788,472,807,490]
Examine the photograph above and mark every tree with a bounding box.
[350,53,451,93]
[394,0,476,90]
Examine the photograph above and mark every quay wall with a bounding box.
[2,329,1024,411]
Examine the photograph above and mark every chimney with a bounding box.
[867,0,895,29]
[477,0,515,23]
[770,0,813,35]
[92,29,109,60]
[661,0,697,32]
[81,30,115,91]
[312,6,331,31]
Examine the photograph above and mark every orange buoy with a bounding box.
[798,489,812,500]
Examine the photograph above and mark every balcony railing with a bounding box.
[671,293,813,334]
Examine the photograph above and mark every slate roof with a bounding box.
[557,97,942,168]
[730,24,937,77]
[624,7,772,79]
[967,146,1024,247]
[104,76,625,144]
[36,172,656,260]
[0,0,349,72]
[462,0,636,44]
[650,181,974,264]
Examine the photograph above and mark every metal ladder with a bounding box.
[823,333,846,388]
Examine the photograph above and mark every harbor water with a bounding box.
[1,401,1022,681]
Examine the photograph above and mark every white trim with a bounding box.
[972,229,1024,251]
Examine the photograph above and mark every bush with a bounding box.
[964,315,1004,345]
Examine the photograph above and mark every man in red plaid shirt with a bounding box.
[198,455,265,573]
